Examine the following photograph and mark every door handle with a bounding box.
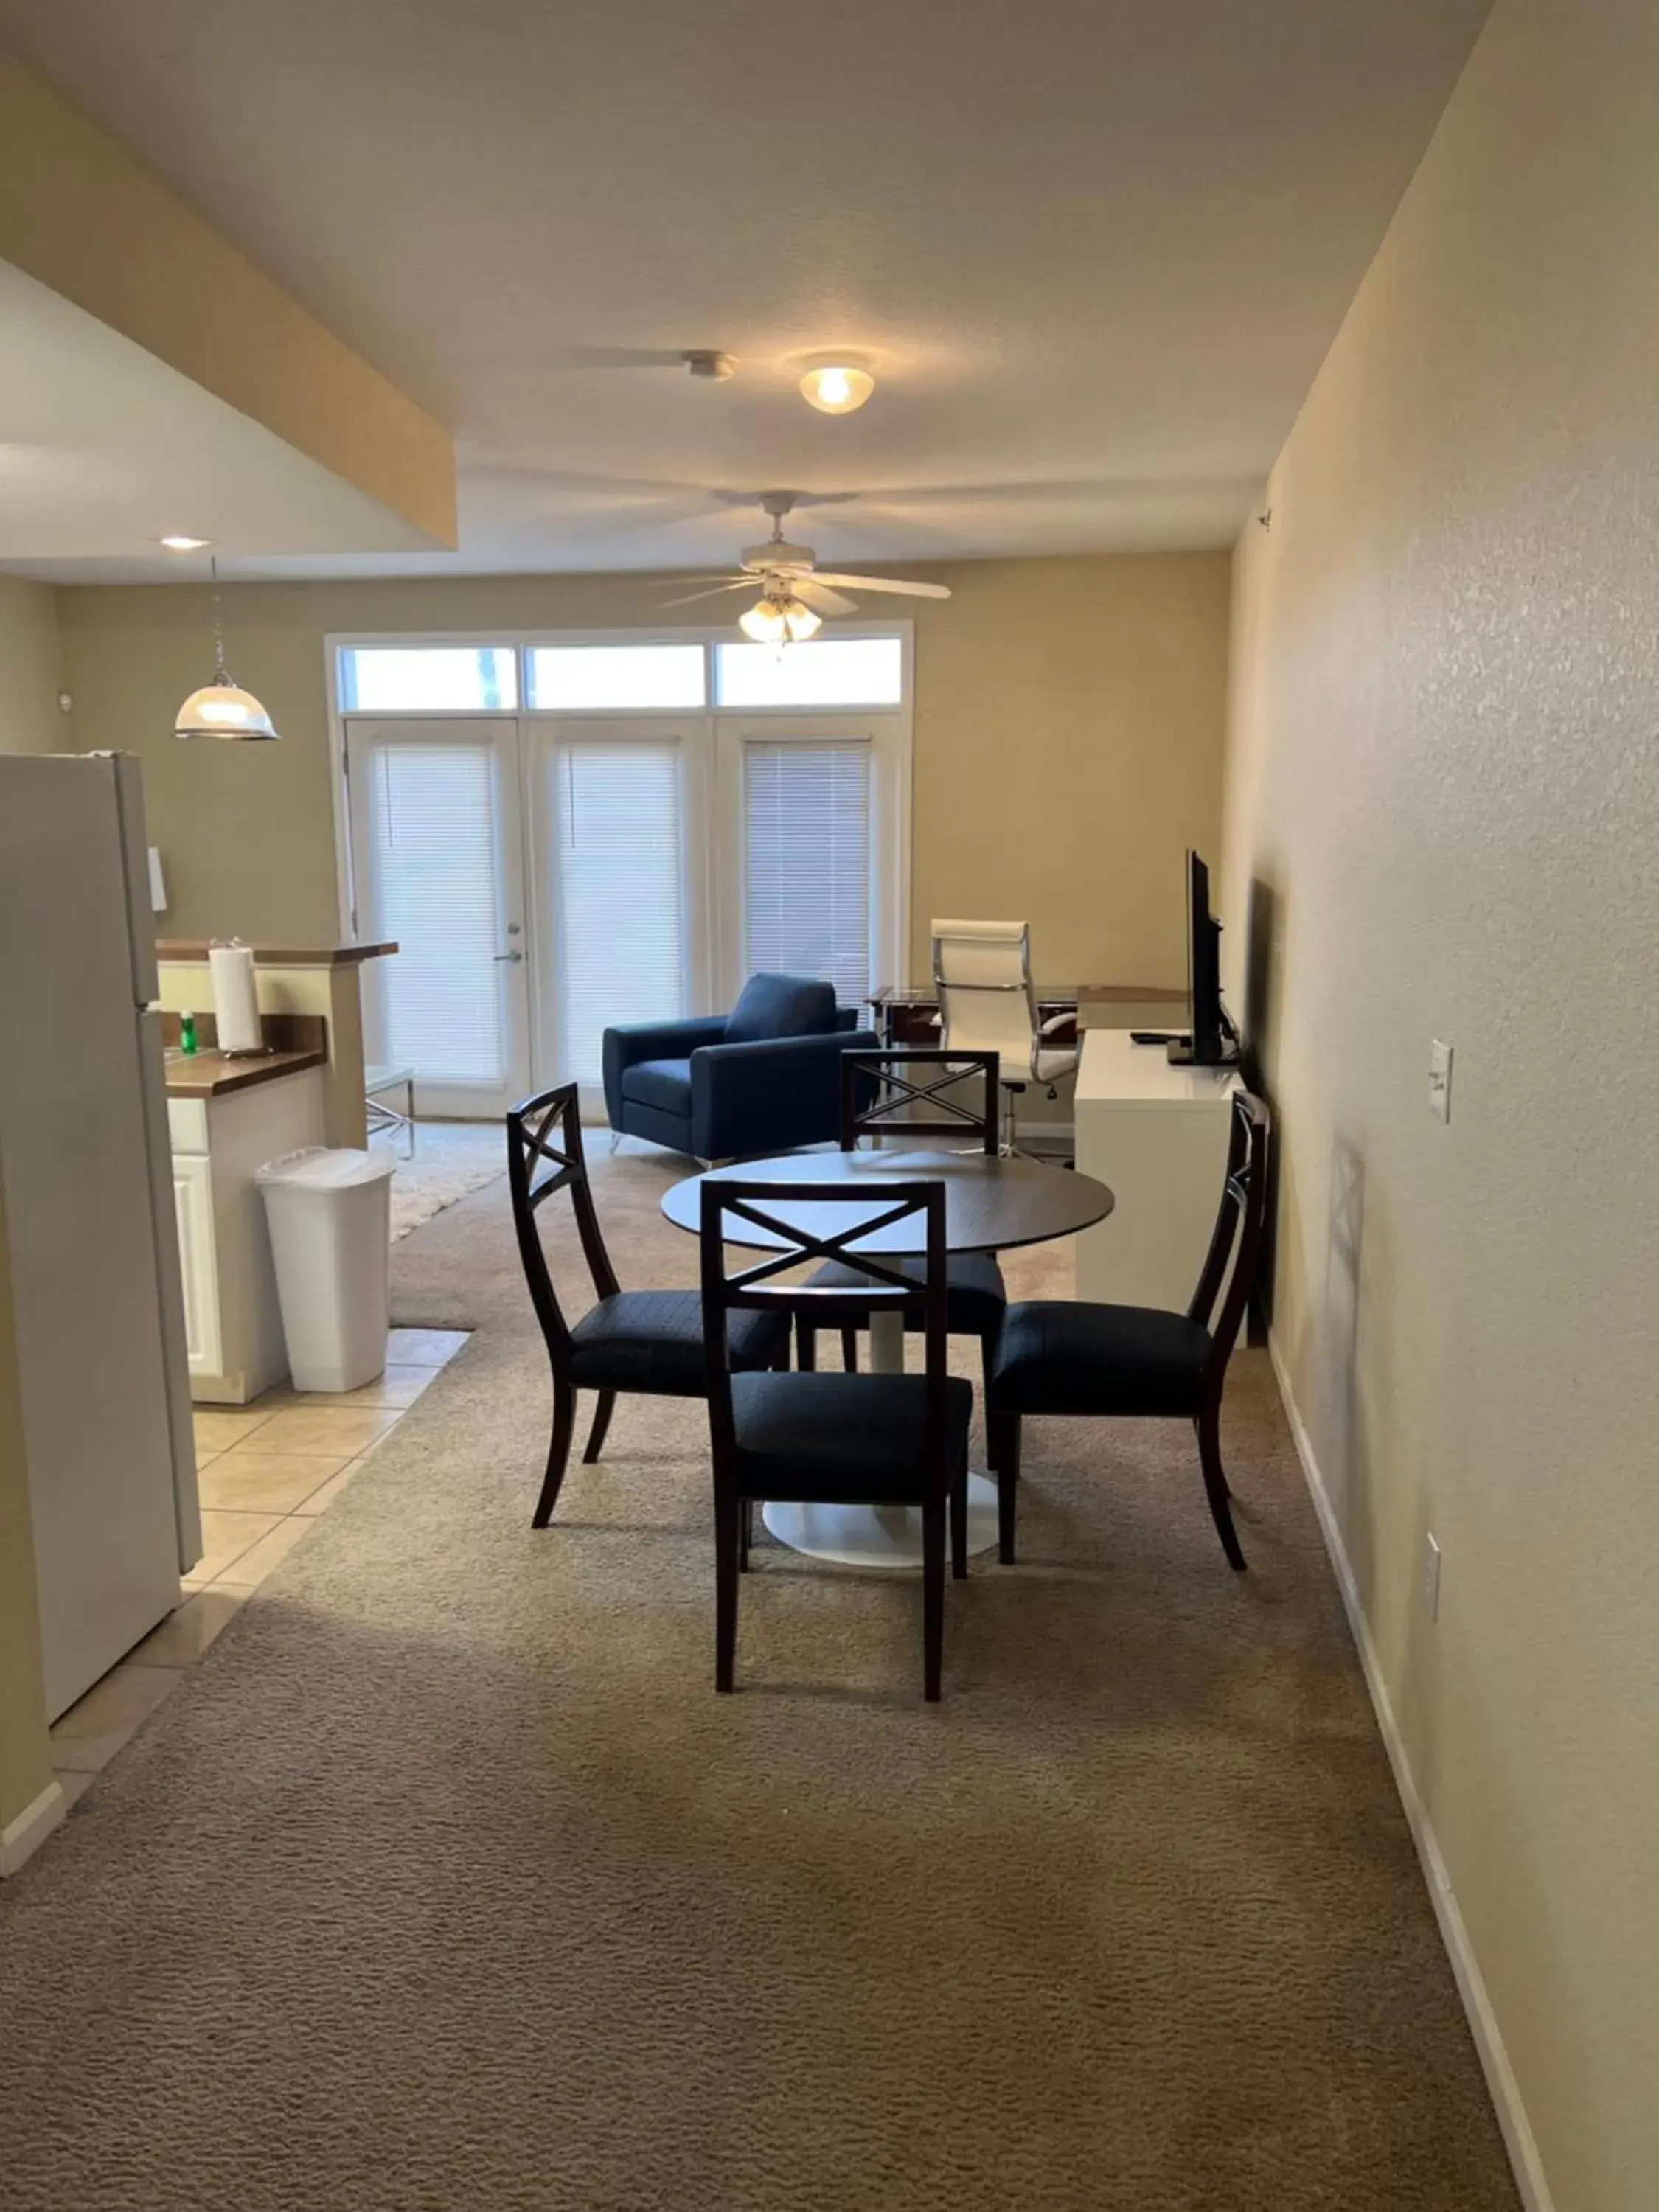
[493,950,523,964]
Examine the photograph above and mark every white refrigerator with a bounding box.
[0,752,201,1720]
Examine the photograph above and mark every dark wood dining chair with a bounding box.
[507,1083,788,1528]
[700,1178,973,1700]
[987,1089,1270,1570]
[796,1048,1008,1382]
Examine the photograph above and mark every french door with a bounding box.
[342,707,903,1116]
[712,714,902,1011]
[522,717,709,1099]
[345,718,531,1117]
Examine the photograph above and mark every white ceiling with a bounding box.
[0,0,1491,582]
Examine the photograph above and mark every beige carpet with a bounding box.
[0,1152,1517,2212]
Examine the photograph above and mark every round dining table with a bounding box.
[661,1149,1114,1568]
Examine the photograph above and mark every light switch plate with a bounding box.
[1429,1039,1454,1122]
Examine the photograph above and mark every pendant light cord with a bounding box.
[209,554,232,684]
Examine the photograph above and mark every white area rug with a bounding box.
[375,1120,508,1242]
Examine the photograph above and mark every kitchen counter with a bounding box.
[164,1046,328,1099]
[156,939,396,967]
[156,949,392,1149]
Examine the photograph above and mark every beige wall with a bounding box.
[0,578,65,754]
[57,554,1229,987]
[1221,3,1658,2208]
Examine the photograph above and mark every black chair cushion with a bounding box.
[617,1057,692,1116]
[991,1300,1212,1418]
[806,1251,1007,1339]
[728,1371,973,1502]
[568,1291,785,1396]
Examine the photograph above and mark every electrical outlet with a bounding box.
[1422,1533,1442,1622]
[1429,1039,1454,1122]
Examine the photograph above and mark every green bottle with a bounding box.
[179,1011,198,1056]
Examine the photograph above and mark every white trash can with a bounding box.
[255,1147,397,1393]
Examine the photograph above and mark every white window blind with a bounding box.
[552,742,685,1083]
[743,740,872,1006]
[364,743,507,1083]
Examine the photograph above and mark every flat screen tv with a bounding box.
[1168,849,1238,1068]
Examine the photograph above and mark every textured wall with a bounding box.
[1222,2,1659,2207]
[0,579,63,754]
[57,554,1228,985]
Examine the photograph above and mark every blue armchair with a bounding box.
[603,974,880,1161]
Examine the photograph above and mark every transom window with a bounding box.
[338,645,518,712]
[336,632,904,715]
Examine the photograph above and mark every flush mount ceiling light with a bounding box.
[174,557,280,741]
[738,594,822,644]
[158,533,212,551]
[799,353,875,414]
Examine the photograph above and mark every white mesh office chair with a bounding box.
[931,919,1079,1158]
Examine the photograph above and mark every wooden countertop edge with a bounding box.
[164,1047,329,1098]
[156,941,397,967]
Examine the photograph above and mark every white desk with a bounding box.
[1073,1029,1239,1312]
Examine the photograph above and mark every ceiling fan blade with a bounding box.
[660,578,751,607]
[792,580,858,617]
[809,572,952,600]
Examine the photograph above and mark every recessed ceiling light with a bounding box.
[799,354,875,414]
[158,534,212,551]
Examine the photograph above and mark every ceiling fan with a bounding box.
[663,491,951,641]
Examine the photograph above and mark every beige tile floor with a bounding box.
[47,1327,471,1814]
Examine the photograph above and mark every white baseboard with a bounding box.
[1266,1337,1554,2212]
[0,1778,66,1877]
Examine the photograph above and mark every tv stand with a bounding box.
[1075,1031,1241,1310]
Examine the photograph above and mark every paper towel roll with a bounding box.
[209,942,263,1054]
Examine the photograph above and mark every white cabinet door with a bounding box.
[172,1155,222,1377]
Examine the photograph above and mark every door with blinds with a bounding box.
[344,719,532,1118]
[714,718,895,1015]
[525,721,704,1096]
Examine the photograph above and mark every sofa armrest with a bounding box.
[691,1028,881,1160]
[602,1015,729,1127]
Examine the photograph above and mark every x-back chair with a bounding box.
[507,1083,787,1528]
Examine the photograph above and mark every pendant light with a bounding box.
[174,557,280,741]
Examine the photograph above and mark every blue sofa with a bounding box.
[603,974,880,1161]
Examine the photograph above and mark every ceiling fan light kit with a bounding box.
[799,353,875,414]
[738,594,822,644]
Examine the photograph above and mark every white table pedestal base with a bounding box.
[759,1306,1001,1570]
[762,1474,999,1570]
